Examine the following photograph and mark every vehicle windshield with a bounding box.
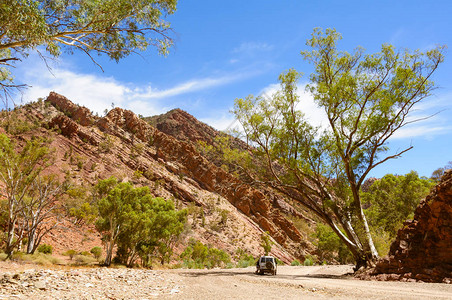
[260,257,274,263]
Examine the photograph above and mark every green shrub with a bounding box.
[79,251,91,256]
[180,239,231,269]
[234,249,255,268]
[90,247,102,259]
[303,257,314,266]
[37,244,53,254]
[291,259,301,266]
[63,249,77,260]
[74,255,96,265]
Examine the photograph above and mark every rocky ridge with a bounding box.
[2,92,313,262]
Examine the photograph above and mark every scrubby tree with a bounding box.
[0,134,49,257]
[90,246,102,259]
[95,177,186,267]
[431,161,452,182]
[147,197,187,265]
[233,28,444,269]
[95,178,147,266]
[260,232,274,256]
[0,0,177,105]
[362,171,434,238]
[22,175,67,254]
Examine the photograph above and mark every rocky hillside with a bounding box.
[360,170,452,283]
[0,92,315,263]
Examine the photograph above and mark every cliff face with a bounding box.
[1,92,314,262]
[363,170,452,283]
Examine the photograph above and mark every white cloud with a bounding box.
[15,55,259,118]
[132,73,248,99]
[200,114,237,132]
[232,42,274,55]
[391,125,450,140]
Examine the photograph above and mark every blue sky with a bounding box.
[13,0,452,178]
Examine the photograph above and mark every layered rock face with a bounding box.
[367,170,452,283]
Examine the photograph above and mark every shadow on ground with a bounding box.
[174,269,354,280]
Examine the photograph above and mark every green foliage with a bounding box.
[0,111,39,135]
[0,134,52,256]
[260,232,274,256]
[180,239,231,269]
[362,171,434,238]
[430,162,452,182]
[65,184,97,226]
[98,134,114,153]
[218,209,229,225]
[232,28,445,267]
[303,257,313,266]
[303,255,317,266]
[291,260,301,266]
[63,249,77,260]
[10,252,62,265]
[234,248,255,268]
[95,177,186,267]
[1,0,178,104]
[37,244,52,254]
[197,136,253,179]
[90,247,102,259]
[74,254,96,265]
[131,142,145,158]
[314,223,352,264]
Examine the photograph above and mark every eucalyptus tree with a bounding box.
[233,28,444,269]
[0,0,177,105]
[95,177,186,267]
[0,134,49,257]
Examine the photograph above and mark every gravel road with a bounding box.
[1,262,451,299]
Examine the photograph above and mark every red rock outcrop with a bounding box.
[363,170,452,283]
[47,92,95,126]
[100,107,308,253]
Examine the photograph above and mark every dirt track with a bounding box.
[167,265,452,300]
[1,262,451,299]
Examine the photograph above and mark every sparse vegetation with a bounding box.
[90,247,102,259]
[37,244,53,254]
[260,232,274,256]
[291,260,301,266]
[63,249,77,260]
[74,254,96,265]
[180,239,231,269]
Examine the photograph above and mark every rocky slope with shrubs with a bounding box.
[0,92,315,264]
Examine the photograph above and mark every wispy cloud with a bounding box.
[15,55,261,118]
[232,42,274,55]
[133,73,251,99]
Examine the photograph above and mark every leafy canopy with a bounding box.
[94,177,186,267]
[362,171,434,237]
[233,28,445,267]
[1,0,177,102]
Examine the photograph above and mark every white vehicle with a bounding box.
[255,256,277,275]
